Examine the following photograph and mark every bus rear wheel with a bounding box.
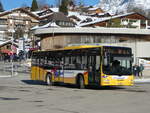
[77,75,85,89]
[46,74,53,86]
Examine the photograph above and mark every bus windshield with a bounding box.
[103,56,132,75]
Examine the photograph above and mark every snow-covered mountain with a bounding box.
[131,0,150,10]
[98,0,150,15]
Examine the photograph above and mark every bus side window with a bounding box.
[74,56,81,70]
[64,57,70,69]
[82,56,87,69]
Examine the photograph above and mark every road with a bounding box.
[0,73,150,113]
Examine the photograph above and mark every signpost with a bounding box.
[8,29,15,77]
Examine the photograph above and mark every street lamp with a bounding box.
[8,29,15,77]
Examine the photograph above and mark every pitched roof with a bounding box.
[79,12,150,27]
[32,8,53,18]
[46,12,71,22]
[0,8,40,20]
[88,7,100,11]
[0,40,18,47]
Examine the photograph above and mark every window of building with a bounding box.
[0,19,7,25]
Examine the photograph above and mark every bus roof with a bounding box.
[33,45,131,53]
[64,45,102,50]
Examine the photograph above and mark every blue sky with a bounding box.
[1,0,100,11]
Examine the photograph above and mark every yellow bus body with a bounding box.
[31,67,134,86]
[31,45,134,87]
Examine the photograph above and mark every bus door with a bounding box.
[58,61,64,82]
[35,57,40,80]
[88,55,101,85]
[53,57,64,82]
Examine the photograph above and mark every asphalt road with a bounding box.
[0,73,150,113]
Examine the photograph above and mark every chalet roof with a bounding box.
[32,8,53,18]
[0,40,18,47]
[31,22,60,30]
[50,8,59,12]
[68,11,99,25]
[88,7,103,12]
[0,8,40,20]
[46,12,71,22]
[79,12,150,27]
[36,9,53,15]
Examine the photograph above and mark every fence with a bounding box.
[0,60,30,77]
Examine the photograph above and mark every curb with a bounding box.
[134,78,150,83]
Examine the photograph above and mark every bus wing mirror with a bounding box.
[131,57,134,63]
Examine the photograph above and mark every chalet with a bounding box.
[79,12,150,29]
[87,7,104,14]
[0,8,40,43]
[0,40,18,55]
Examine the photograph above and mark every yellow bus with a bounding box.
[31,45,134,88]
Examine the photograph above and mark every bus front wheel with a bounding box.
[77,75,85,89]
[46,74,53,86]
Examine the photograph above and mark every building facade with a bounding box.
[35,27,150,64]
[0,8,39,43]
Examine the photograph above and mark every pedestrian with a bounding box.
[133,64,140,77]
[133,65,137,76]
[136,65,140,77]
[139,64,144,78]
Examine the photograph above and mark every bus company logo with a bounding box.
[54,71,59,76]
[51,67,58,76]
[51,67,64,76]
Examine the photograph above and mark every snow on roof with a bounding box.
[79,17,109,27]
[0,40,11,45]
[68,11,99,23]
[39,13,53,19]
[32,8,53,16]
[0,40,18,46]
[32,10,44,15]
[0,7,40,20]
[31,25,40,30]
[79,12,136,27]
[88,7,100,11]
[31,22,60,30]
[50,8,59,12]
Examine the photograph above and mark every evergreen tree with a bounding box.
[0,0,4,12]
[31,0,38,11]
[59,0,68,15]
